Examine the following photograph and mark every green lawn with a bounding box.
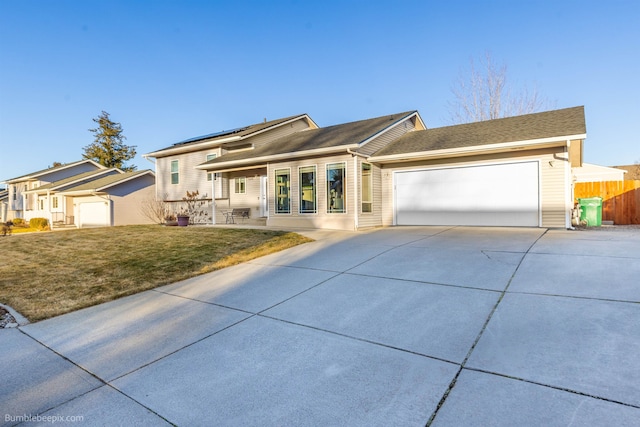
[0,225,312,322]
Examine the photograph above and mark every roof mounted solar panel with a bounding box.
[173,126,249,146]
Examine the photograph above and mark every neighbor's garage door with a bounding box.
[395,161,539,227]
[78,202,110,228]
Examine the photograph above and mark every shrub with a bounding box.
[29,218,50,231]
[12,218,25,226]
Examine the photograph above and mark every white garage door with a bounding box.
[395,162,539,227]
[78,202,110,228]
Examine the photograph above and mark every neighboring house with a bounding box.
[0,188,8,223]
[2,160,156,228]
[612,164,640,180]
[56,170,156,228]
[146,106,587,230]
[3,159,106,222]
[572,163,626,182]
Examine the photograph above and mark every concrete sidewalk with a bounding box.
[2,226,639,426]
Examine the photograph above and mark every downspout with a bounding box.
[565,140,575,230]
[347,149,364,231]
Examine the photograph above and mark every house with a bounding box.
[612,164,640,181]
[2,160,156,228]
[3,159,106,222]
[146,106,587,230]
[0,188,8,223]
[572,163,626,182]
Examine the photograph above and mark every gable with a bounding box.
[145,114,318,158]
[197,111,419,171]
[3,159,105,184]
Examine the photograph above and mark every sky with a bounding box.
[1,0,639,183]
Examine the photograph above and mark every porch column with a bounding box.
[211,173,216,225]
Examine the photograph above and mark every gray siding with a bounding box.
[110,174,157,226]
[359,117,417,156]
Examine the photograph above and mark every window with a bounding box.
[327,163,346,213]
[13,186,17,200]
[362,163,372,213]
[52,196,59,209]
[171,160,179,185]
[206,154,217,181]
[275,169,290,214]
[299,166,316,213]
[39,199,44,210]
[235,177,246,194]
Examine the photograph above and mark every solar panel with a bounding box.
[173,126,249,146]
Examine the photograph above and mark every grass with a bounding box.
[0,225,313,322]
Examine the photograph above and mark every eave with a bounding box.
[369,134,586,164]
[195,144,359,172]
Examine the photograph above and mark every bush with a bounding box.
[12,218,25,226]
[29,218,49,231]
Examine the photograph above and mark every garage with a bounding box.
[77,201,111,228]
[394,161,540,227]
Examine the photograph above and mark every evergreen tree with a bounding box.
[83,111,137,171]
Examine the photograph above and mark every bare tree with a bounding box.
[448,52,553,124]
[139,193,171,224]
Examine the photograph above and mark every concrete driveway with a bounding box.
[2,226,639,426]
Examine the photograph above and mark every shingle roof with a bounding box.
[149,114,314,154]
[4,159,104,183]
[27,170,118,192]
[58,170,154,193]
[373,106,586,157]
[201,111,416,167]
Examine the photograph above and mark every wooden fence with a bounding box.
[574,180,640,224]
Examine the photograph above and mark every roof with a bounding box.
[372,106,586,158]
[573,163,626,182]
[146,114,318,157]
[24,169,121,193]
[198,111,417,170]
[612,165,640,180]
[3,159,105,183]
[58,170,155,194]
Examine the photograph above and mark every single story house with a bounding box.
[612,164,640,181]
[2,160,156,228]
[146,106,587,230]
[572,163,626,182]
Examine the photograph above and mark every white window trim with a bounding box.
[325,161,347,214]
[235,177,246,194]
[298,165,317,214]
[274,168,292,215]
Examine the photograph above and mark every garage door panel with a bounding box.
[79,202,110,228]
[395,162,539,227]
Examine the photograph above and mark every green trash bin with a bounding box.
[578,197,603,226]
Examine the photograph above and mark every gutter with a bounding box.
[196,144,359,171]
[368,134,587,163]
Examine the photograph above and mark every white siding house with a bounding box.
[145,107,587,230]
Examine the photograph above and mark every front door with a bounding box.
[260,176,268,217]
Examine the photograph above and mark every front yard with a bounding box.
[0,225,312,322]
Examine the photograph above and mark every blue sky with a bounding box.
[1,0,638,182]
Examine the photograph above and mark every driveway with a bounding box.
[2,226,639,426]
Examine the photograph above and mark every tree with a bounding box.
[448,52,553,124]
[83,111,137,171]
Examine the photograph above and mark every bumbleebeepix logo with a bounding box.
[5,413,84,424]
